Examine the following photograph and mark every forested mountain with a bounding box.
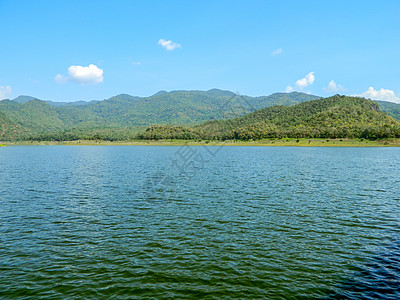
[0,90,319,140]
[138,96,400,140]
[1,90,399,141]
[0,100,65,140]
[12,95,37,104]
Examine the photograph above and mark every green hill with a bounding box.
[376,100,400,121]
[12,95,37,104]
[138,95,400,141]
[0,90,319,141]
[0,100,65,140]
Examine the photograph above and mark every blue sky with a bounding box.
[0,0,399,102]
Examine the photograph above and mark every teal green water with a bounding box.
[0,146,399,299]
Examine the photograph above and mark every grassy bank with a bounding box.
[2,138,400,147]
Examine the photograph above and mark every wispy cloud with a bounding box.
[357,87,400,103]
[323,80,346,93]
[55,64,104,84]
[272,48,282,56]
[0,86,12,100]
[158,39,181,51]
[132,61,141,66]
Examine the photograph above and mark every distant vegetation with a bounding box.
[0,90,399,141]
[0,90,319,141]
[375,100,400,121]
[137,96,400,141]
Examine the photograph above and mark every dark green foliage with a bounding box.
[136,125,200,140]
[27,127,144,142]
[137,95,400,141]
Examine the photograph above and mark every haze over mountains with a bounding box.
[1,89,400,141]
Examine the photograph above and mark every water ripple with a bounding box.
[0,146,400,298]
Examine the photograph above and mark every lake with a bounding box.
[1,146,399,299]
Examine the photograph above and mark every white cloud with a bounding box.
[323,80,346,93]
[0,86,12,100]
[272,48,282,56]
[158,39,181,51]
[132,61,141,66]
[295,72,315,89]
[285,85,294,92]
[284,72,315,93]
[55,64,104,84]
[358,87,400,103]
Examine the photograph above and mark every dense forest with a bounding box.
[0,90,400,141]
[137,96,400,141]
[0,90,319,141]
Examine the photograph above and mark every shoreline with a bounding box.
[2,138,400,147]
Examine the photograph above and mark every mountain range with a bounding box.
[0,89,400,141]
[0,90,319,140]
[138,95,400,141]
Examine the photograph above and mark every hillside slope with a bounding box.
[0,100,65,140]
[0,111,22,140]
[138,95,400,140]
[52,90,319,126]
[376,100,400,121]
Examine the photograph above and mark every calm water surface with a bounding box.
[0,146,399,299]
